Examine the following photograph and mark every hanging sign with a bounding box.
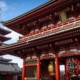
[66,57,80,75]
[60,11,67,22]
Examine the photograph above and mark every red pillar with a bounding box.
[55,56,60,80]
[22,59,25,80]
[65,64,69,80]
[37,57,40,80]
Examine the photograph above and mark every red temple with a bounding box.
[0,28,11,46]
[0,0,80,80]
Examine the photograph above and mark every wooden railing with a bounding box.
[18,16,80,42]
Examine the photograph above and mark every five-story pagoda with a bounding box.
[0,27,11,46]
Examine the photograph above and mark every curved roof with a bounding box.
[0,62,21,73]
[0,34,11,42]
[1,0,78,35]
[0,57,12,62]
[0,28,11,35]
[2,0,56,24]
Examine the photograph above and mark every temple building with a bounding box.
[0,0,80,80]
[0,28,11,46]
[0,57,21,80]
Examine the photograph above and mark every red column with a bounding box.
[55,56,60,80]
[22,59,25,80]
[65,65,69,80]
[37,57,40,80]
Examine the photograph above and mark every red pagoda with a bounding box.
[0,28,11,46]
[0,0,80,80]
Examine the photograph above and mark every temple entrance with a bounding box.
[40,59,55,80]
[25,58,55,80]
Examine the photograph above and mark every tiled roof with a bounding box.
[2,0,55,23]
[0,62,21,74]
[0,57,12,62]
[0,28,11,35]
[0,35,11,42]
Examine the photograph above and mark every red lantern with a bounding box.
[66,57,80,75]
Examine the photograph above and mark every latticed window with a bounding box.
[26,66,37,78]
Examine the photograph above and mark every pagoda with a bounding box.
[0,0,80,80]
[0,27,11,46]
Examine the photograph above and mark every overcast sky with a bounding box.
[0,0,64,70]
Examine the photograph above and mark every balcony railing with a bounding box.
[18,16,80,42]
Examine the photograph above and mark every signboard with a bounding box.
[66,57,80,75]
[60,11,67,22]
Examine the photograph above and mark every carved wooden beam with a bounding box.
[4,50,20,57]
[17,51,24,59]
[75,38,80,49]
[49,14,55,24]
[49,44,56,54]
[0,51,6,55]
[65,46,71,54]
[45,50,49,56]
[32,48,37,56]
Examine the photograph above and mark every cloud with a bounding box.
[0,1,8,11]
[4,31,22,44]
[2,54,23,68]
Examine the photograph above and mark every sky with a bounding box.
[0,0,64,70]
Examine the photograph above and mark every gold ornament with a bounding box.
[48,61,55,76]
[71,74,77,77]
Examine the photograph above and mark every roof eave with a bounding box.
[2,0,66,25]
